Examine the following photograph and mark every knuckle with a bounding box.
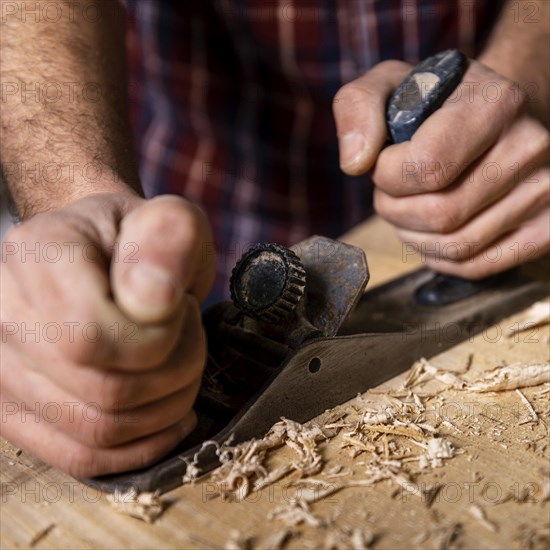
[59,334,99,365]
[423,195,461,233]
[132,196,207,253]
[407,144,448,191]
[499,78,525,114]
[334,83,372,110]
[64,445,99,478]
[97,372,133,411]
[533,126,550,156]
[146,326,181,365]
[87,415,118,448]
[449,261,491,280]
[58,317,106,366]
[148,196,201,235]
[373,190,393,220]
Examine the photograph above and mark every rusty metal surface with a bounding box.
[291,236,369,337]
[85,239,548,494]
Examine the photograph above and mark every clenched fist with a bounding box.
[0,192,215,477]
[334,59,549,278]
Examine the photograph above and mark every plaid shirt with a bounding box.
[124,0,504,304]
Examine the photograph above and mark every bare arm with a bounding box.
[0,0,141,219]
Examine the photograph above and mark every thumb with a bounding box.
[333,60,411,175]
[112,195,215,324]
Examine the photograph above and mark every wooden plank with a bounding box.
[1,216,548,549]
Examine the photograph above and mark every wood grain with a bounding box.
[1,217,548,549]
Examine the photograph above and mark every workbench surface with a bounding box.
[1,217,549,549]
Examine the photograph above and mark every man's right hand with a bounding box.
[0,192,215,477]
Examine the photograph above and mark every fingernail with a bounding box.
[339,132,367,172]
[127,264,181,314]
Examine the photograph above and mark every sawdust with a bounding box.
[199,351,548,546]
[106,488,164,523]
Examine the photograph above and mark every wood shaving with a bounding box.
[537,469,550,502]
[418,438,455,469]
[268,502,322,527]
[362,411,393,425]
[324,527,375,550]
[469,504,498,532]
[258,529,292,550]
[516,525,550,549]
[206,418,329,501]
[404,358,465,389]
[224,530,251,550]
[350,527,375,550]
[534,384,550,397]
[361,423,428,441]
[324,465,353,479]
[441,420,464,434]
[181,439,221,484]
[516,389,539,423]
[435,523,462,550]
[507,301,550,336]
[467,363,550,392]
[106,488,164,523]
[29,524,55,547]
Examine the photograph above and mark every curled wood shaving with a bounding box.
[404,358,465,390]
[516,389,539,423]
[106,488,164,523]
[206,417,329,501]
[181,439,221,483]
[507,301,550,336]
[467,363,550,392]
[469,504,498,532]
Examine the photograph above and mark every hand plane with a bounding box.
[87,236,547,494]
[87,50,548,493]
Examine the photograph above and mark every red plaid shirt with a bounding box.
[124,0,504,304]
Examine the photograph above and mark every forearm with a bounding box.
[479,0,550,126]
[0,0,141,219]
